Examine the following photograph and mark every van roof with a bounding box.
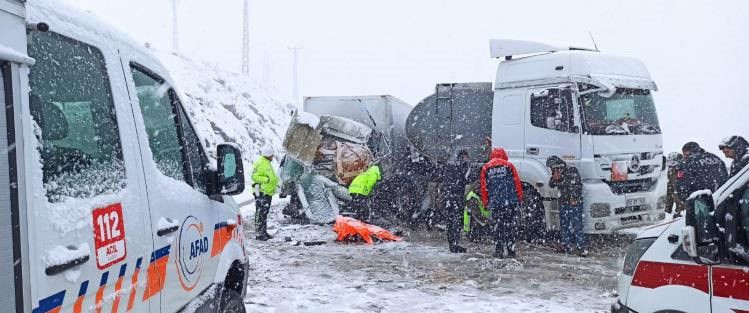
[495,50,654,89]
[26,0,173,84]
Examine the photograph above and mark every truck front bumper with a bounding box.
[582,174,667,234]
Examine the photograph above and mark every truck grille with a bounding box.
[605,178,655,195]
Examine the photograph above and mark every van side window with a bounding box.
[530,88,574,133]
[172,92,209,194]
[130,66,187,183]
[28,31,126,202]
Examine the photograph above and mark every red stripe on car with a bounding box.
[712,267,749,301]
[631,261,709,293]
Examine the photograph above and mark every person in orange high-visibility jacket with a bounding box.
[480,148,523,258]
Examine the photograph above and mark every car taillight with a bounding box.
[622,237,656,276]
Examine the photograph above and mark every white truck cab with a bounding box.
[612,164,749,313]
[1,1,249,312]
[490,39,667,234]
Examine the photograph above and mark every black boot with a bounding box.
[449,244,467,253]
[493,245,506,258]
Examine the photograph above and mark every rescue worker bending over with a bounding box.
[676,142,728,203]
[348,163,381,222]
[547,156,587,256]
[719,135,749,179]
[463,180,492,242]
[252,146,279,241]
[665,152,688,218]
[480,148,523,258]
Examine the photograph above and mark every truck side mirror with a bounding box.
[682,193,720,265]
[217,144,245,196]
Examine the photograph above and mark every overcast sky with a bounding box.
[62,0,747,154]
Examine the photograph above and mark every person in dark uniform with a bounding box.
[719,135,749,179]
[676,142,728,203]
[441,150,471,253]
[665,152,688,218]
[480,148,523,258]
[547,156,587,256]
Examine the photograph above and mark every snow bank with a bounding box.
[154,50,295,166]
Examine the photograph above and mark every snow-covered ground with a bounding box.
[240,199,626,313]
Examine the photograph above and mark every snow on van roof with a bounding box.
[26,0,168,77]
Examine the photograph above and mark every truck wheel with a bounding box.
[520,186,547,244]
[219,288,246,313]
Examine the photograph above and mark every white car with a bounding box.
[0,0,249,312]
[612,164,749,312]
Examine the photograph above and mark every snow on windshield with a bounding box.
[579,84,661,136]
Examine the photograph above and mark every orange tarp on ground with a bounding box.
[332,216,401,244]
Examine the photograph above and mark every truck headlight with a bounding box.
[590,203,611,218]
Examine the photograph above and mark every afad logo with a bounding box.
[175,215,209,291]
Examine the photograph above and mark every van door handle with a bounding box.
[157,218,180,236]
[527,147,539,155]
[45,246,90,275]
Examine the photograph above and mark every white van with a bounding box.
[1,1,249,312]
[612,164,749,312]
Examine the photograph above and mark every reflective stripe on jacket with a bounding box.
[252,156,278,196]
[463,191,490,232]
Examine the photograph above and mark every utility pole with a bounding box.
[241,0,250,75]
[172,0,179,52]
[288,46,303,106]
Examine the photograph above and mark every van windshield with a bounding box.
[579,85,661,136]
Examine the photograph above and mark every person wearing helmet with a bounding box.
[665,152,687,217]
[676,142,728,202]
[547,155,587,257]
[480,148,523,258]
[719,135,749,178]
[252,146,279,241]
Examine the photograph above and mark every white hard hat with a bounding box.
[261,146,274,158]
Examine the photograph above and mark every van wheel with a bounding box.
[219,288,246,313]
[520,185,547,244]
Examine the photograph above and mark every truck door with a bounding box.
[524,85,581,163]
[126,64,221,311]
[25,30,154,312]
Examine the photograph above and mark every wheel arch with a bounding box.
[512,158,552,197]
[213,241,247,296]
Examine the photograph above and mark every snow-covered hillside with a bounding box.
[155,50,294,165]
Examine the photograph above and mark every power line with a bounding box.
[288,46,303,106]
[242,0,250,75]
[172,0,179,52]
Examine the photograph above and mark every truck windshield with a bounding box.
[579,85,661,135]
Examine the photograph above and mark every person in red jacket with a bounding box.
[480,148,524,258]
